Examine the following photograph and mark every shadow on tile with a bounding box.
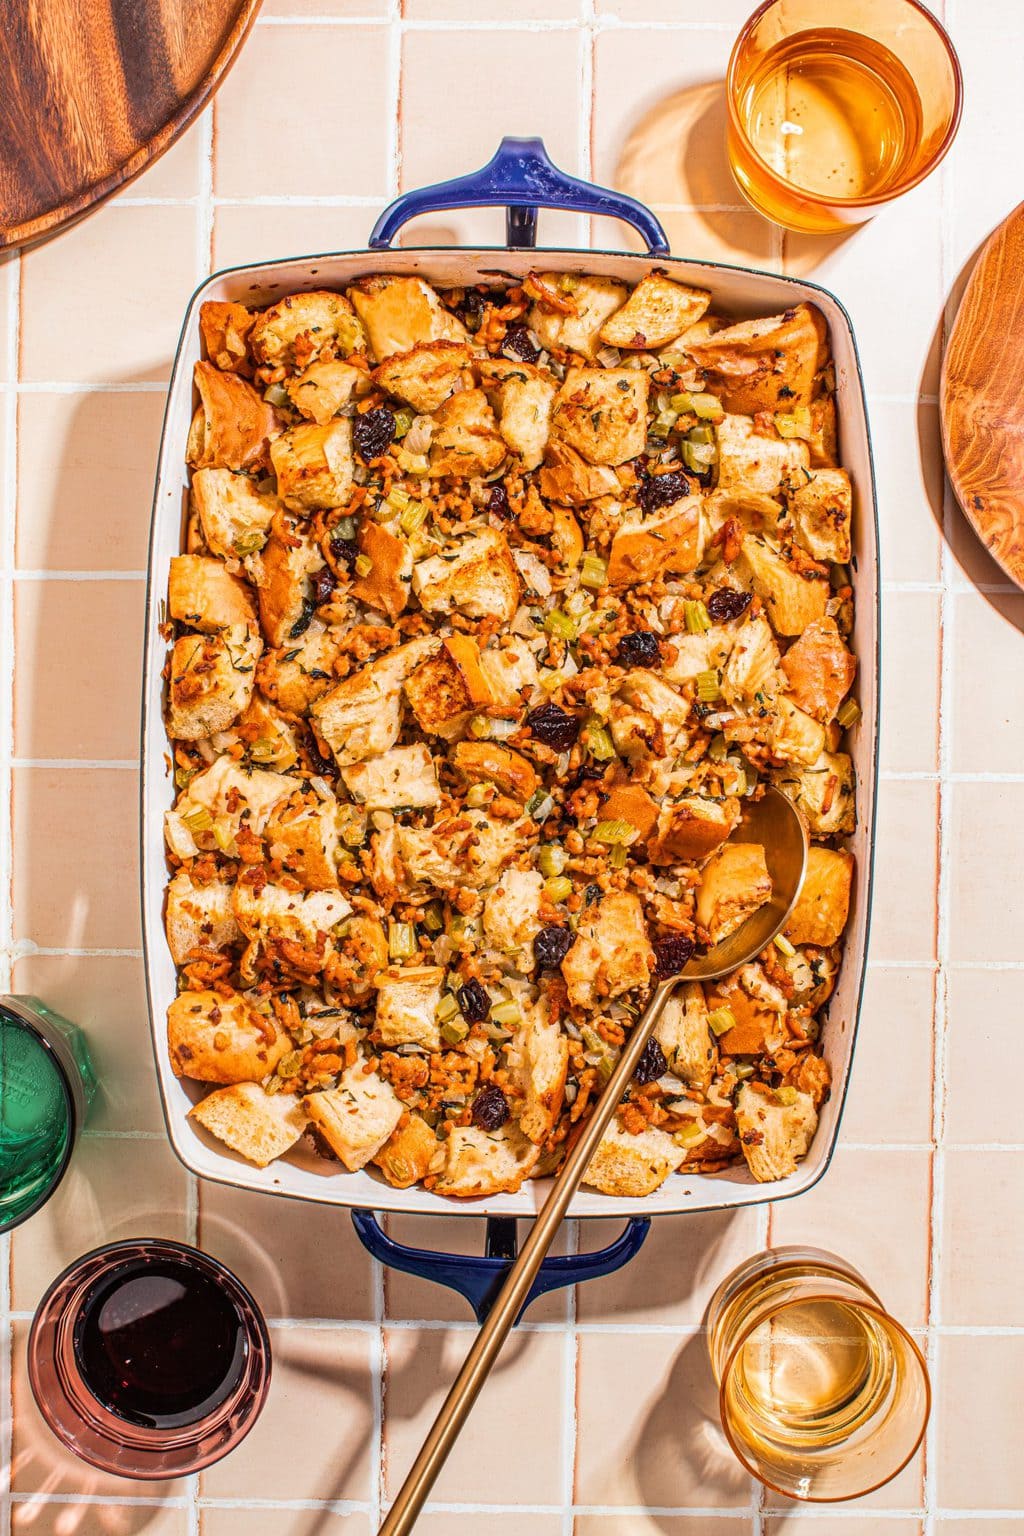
[637,1330,752,1512]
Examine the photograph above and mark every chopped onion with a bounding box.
[596,344,621,368]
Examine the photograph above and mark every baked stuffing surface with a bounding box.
[163,268,858,1199]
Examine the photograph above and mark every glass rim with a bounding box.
[0,1007,77,1234]
[726,0,964,213]
[717,1289,932,1503]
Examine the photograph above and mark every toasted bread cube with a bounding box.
[190,1082,307,1168]
[562,891,654,1009]
[231,693,300,771]
[168,554,257,633]
[168,989,290,1084]
[786,846,854,947]
[696,842,772,945]
[191,468,278,560]
[451,741,539,803]
[584,1119,685,1197]
[232,881,351,952]
[529,272,629,359]
[264,799,341,889]
[396,814,519,893]
[270,418,353,513]
[610,671,690,762]
[250,289,365,368]
[373,1116,439,1189]
[285,359,368,424]
[375,966,445,1051]
[768,694,827,767]
[655,982,714,1091]
[706,487,785,540]
[412,528,520,624]
[650,795,741,866]
[404,635,493,740]
[599,781,660,844]
[721,613,783,704]
[165,871,242,964]
[187,362,280,473]
[477,638,539,704]
[427,388,506,478]
[608,494,704,586]
[551,367,648,467]
[661,624,736,686]
[304,1066,403,1171]
[256,621,343,715]
[483,868,544,960]
[788,468,853,564]
[341,743,440,810]
[251,517,326,647]
[684,303,827,413]
[739,536,828,637]
[773,749,855,836]
[373,340,471,414]
[168,626,261,740]
[537,441,620,504]
[808,394,839,468]
[599,273,710,350]
[347,275,468,362]
[200,301,254,372]
[311,637,435,767]
[781,617,856,724]
[167,758,294,859]
[429,1123,539,1197]
[350,521,412,621]
[735,1083,817,1183]
[509,998,570,1144]
[477,357,557,471]
[706,965,788,1056]
[716,413,811,497]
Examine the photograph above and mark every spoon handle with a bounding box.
[377,976,679,1536]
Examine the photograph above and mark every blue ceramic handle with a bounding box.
[351,1210,650,1324]
[368,136,670,254]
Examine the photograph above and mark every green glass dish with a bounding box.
[0,996,96,1232]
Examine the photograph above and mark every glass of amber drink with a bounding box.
[726,0,962,233]
[707,1247,930,1501]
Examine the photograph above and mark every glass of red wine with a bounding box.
[28,1238,271,1478]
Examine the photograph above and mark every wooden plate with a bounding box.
[0,0,261,249]
[942,201,1024,587]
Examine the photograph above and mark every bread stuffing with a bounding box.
[165,269,857,1196]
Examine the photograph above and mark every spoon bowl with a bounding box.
[683,784,810,981]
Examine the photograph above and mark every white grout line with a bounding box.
[370,1242,386,1528]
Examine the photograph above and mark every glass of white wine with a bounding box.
[707,1247,930,1502]
[726,0,962,234]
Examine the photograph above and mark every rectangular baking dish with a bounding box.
[141,138,879,1233]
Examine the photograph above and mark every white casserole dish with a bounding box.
[141,139,879,1226]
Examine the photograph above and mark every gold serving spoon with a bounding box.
[378,785,808,1536]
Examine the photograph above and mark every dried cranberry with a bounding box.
[487,483,512,520]
[472,1084,510,1131]
[633,1036,668,1085]
[706,588,752,623]
[565,763,605,793]
[354,407,396,461]
[503,325,540,363]
[304,730,336,779]
[311,567,337,607]
[330,534,359,567]
[526,702,580,751]
[654,935,695,977]
[637,469,690,515]
[615,630,661,668]
[457,979,491,1023]
[533,925,574,970]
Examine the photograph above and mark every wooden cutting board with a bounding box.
[942,201,1024,588]
[0,0,261,249]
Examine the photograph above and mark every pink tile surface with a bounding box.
[3,5,1016,1530]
